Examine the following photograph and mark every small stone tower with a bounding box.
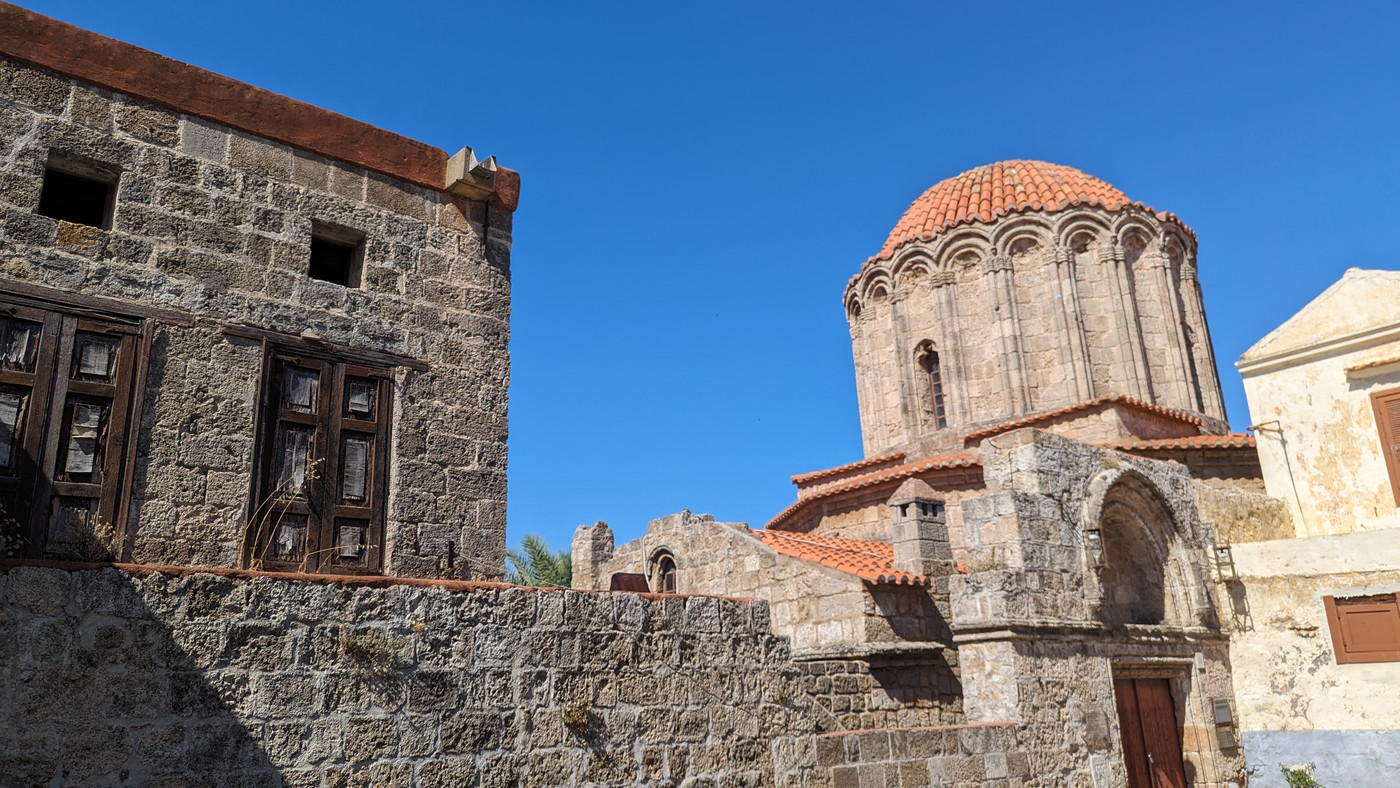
[844,160,1227,457]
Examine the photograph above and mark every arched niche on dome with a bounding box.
[1082,469,1209,629]
[845,293,863,322]
[891,250,935,288]
[990,216,1051,258]
[1055,211,1112,253]
[1119,227,1152,267]
[863,272,892,304]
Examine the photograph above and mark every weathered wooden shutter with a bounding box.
[1325,594,1400,664]
[1370,388,1400,506]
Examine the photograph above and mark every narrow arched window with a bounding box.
[656,554,677,594]
[923,351,948,429]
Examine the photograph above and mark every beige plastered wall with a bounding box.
[1225,528,1400,734]
[1243,339,1400,537]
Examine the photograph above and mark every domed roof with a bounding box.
[876,160,1142,260]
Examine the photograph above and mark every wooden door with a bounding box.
[1114,678,1187,788]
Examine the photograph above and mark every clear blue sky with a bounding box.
[20,1,1400,553]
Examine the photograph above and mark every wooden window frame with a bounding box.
[1370,388,1400,506]
[245,348,390,575]
[0,298,145,558]
[1324,593,1400,664]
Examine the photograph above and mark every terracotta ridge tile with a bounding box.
[791,450,907,485]
[1101,433,1256,451]
[961,394,1206,445]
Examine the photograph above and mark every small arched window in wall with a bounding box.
[918,346,948,429]
[654,553,677,594]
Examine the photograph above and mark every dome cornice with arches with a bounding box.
[844,161,1198,312]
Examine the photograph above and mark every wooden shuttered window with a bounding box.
[1370,388,1400,506]
[245,352,390,575]
[1324,594,1400,664]
[0,302,142,558]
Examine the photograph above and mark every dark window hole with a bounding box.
[308,236,359,287]
[37,169,112,229]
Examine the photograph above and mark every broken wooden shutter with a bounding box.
[1370,388,1400,506]
[1325,594,1400,664]
[248,353,388,574]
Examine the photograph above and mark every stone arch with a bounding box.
[1082,468,1203,628]
[863,271,892,301]
[990,215,1052,256]
[845,292,863,322]
[913,339,949,429]
[935,229,992,272]
[1054,211,1112,251]
[647,546,679,594]
[890,249,935,285]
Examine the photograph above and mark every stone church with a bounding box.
[575,160,1283,786]
[1,3,1394,785]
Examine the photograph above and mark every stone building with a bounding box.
[0,3,516,579]
[1229,268,1400,785]
[576,161,1295,786]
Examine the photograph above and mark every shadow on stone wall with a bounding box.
[1,563,821,786]
[0,564,278,785]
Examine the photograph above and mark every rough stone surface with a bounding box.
[0,55,511,578]
[0,564,819,786]
[845,210,1228,459]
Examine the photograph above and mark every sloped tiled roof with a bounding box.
[791,450,905,485]
[750,529,929,586]
[769,452,982,529]
[872,160,1189,261]
[1102,433,1255,451]
[962,394,1204,445]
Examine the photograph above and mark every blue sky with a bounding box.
[20,1,1400,553]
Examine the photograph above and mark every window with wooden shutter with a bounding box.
[0,300,142,558]
[1324,593,1400,664]
[1370,388,1400,506]
[245,352,390,574]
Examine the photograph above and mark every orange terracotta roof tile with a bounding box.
[863,160,1192,265]
[961,394,1205,445]
[791,450,906,485]
[769,452,982,529]
[749,529,929,586]
[1101,433,1256,451]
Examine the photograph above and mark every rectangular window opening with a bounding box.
[37,167,114,229]
[308,228,363,288]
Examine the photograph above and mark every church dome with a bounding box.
[876,160,1137,260]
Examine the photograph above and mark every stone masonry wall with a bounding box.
[846,209,1227,459]
[0,55,511,578]
[815,723,1034,787]
[0,562,820,787]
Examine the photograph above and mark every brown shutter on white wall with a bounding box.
[1325,594,1400,664]
[1369,388,1400,506]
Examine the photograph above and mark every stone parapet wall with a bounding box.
[0,562,820,786]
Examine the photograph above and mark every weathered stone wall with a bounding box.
[949,429,1246,787]
[0,562,821,786]
[815,723,1034,787]
[846,209,1227,459]
[574,513,885,656]
[1225,529,1400,787]
[572,513,964,732]
[799,656,962,733]
[0,54,511,577]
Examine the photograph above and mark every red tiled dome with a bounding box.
[877,160,1133,259]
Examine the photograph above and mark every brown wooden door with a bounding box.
[1114,678,1187,788]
